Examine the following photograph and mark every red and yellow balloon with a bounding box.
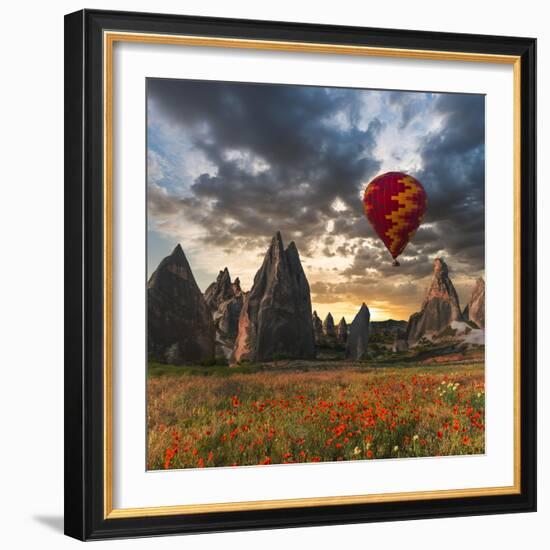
[362,171,427,266]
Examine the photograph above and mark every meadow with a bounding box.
[147,360,485,470]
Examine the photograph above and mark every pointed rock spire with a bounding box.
[312,311,324,345]
[170,242,185,259]
[232,277,241,294]
[204,267,238,311]
[465,277,485,328]
[345,303,370,360]
[406,258,463,345]
[323,313,336,339]
[147,244,215,364]
[337,317,348,344]
[232,232,316,362]
[203,267,244,360]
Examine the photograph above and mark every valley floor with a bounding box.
[147,358,485,470]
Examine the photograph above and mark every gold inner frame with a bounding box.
[103,30,522,519]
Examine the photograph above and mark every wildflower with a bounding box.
[437,431,443,439]
[353,446,362,455]
[164,447,176,469]
[413,434,419,441]
[393,445,399,452]
[260,457,271,465]
[367,450,373,458]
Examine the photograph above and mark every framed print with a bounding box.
[64,9,536,540]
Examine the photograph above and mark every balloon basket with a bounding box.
[392,259,400,267]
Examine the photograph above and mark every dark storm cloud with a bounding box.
[416,94,485,272]
[387,90,430,129]
[148,79,382,252]
[148,79,485,292]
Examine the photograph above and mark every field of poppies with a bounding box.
[147,361,485,470]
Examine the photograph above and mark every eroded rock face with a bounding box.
[323,313,336,340]
[205,268,244,359]
[337,317,348,344]
[147,244,215,364]
[232,232,316,362]
[345,303,370,360]
[464,277,485,329]
[406,258,463,345]
[204,268,240,310]
[312,311,324,345]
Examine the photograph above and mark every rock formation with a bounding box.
[406,258,463,345]
[147,244,215,364]
[337,317,348,344]
[392,330,409,352]
[345,303,371,360]
[204,268,244,359]
[204,268,240,310]
[323,313,337,340]
[232,232,316,362]
[464,277,485,329]
[312,311,324,345]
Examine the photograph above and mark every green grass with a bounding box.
[147,361,267,378]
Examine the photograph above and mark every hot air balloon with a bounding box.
[362,171,427,266]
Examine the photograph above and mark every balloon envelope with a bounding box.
[363,172,427,261]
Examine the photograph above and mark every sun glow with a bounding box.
[311,302,392,324]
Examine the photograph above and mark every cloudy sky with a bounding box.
[147,78,485,322]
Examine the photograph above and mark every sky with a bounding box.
[146,78,485,322]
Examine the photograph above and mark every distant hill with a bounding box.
[370,319,408,334]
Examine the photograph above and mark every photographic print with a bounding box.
[146,78,486,470]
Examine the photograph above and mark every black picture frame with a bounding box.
[64,9,536,541]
